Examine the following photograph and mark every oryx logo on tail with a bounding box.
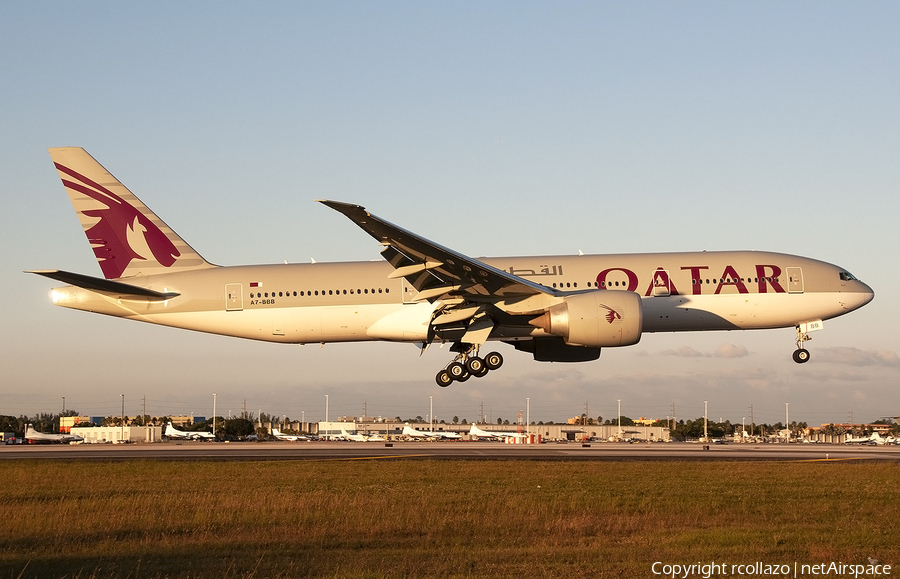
[55,162,180,279]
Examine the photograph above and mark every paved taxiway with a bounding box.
[2,441,898,461]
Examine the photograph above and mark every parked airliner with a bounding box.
[164,422,215,440]
[24,424,84,444]
[272,428,307,441]
[468,424,525,441]
[402,425,463,439]
[30,148,874,386]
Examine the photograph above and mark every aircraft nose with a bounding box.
[844,280,874,311]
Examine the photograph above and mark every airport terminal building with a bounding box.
[317,421,670,442]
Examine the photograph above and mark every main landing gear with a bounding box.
[435,346,504,387]
[792,325,812,364]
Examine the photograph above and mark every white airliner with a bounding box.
[469,424,525,441]
[24,424,84,444]
[30,148,874,387]
[402,425,463,439]
[164,422,215,440]
[272,428,306,441]
[846,432,885,445]
[339,424,383,442]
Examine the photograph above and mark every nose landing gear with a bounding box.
[792,325,812,364]
[434,345,504,387]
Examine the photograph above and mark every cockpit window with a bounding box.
[839,272,858,281]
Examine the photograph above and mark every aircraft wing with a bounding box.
[318,200,558,302]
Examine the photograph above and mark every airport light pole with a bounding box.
[430,395,434,432]
[617,399,621,438]
[121,394,124,442]
[785,402,789,441]
[526,398,530,439]
[703,401,708,443]
[703,400,709,442]
[212,393,217,438]
[325,395,329,423]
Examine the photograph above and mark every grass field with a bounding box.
[1,459,897,578]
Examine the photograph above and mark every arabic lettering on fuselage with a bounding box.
[507,263,788,296]
[507,265,563,277]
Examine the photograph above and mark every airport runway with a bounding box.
[2,441,899,461]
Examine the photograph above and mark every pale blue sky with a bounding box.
[2,2,898,426]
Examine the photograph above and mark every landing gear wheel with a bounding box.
[466,357,485,374]
[474,365,489,378]
[447,362,466,379]
[484,351,503,370]
[436,370,453,387]
[792,349,810,364]
[456,371,471,383]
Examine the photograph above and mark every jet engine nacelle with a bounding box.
[531,291,643,348]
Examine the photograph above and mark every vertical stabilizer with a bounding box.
[48,147,214,279]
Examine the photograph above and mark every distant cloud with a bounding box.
[817,347,900,367]
[661,346,705,357]
[714,344,749,359]
[660,344,748,359]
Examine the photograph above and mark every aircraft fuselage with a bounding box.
[49,250,873,345]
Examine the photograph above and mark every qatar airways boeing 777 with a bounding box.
[30,148,874,386]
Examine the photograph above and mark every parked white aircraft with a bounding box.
[402,425,463,439]
[339,424,377,442]
[164,422,215,440]
[31,148,874,387]
[846,432,885,445]
[24,424,84,444]
[272,428,306,441]
[469,424,525,441]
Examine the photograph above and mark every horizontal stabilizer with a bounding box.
[27,270,179,301]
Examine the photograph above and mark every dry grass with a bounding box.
[0,460,897,578]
